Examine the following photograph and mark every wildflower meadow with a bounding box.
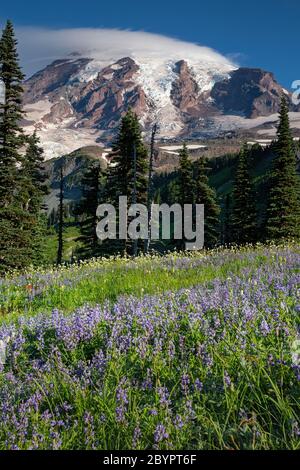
[0,244,299,450]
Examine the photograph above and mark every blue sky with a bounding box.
[0,0,299,87]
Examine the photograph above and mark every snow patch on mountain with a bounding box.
[24,100,101,159]
[190,61,234,92]
[134,58,182,135]
[71,59,106,83]
[132,53,235,137]
[28,125,101,160]
[212,112,300,133]
[24,99,53,122]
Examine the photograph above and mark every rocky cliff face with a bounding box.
[24,57,91,104]
[170,60,201,116]
[22,55,300,158]
[211,68,295,118]
[72,57,148,131]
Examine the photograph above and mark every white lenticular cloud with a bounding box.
[16,27,236,77]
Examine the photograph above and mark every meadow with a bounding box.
[0,244,299,450]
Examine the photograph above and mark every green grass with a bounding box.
[0,247,273,322]
[44,223,82,264]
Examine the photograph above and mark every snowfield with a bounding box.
[24,99,102,160]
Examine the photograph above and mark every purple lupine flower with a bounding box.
[174,415,185,430]
[132,426,142,448]
[181,373,190,394]
[260,319,271,336]
[141,368,153,390]
[184,399,195,420]
[83,412,96,449]
[195,378,203,392]
[116,378,129,405]
[157,386,171,408]
[224,370,231,388]
[154,424,169,443]
[115,405,126,424]
[168,341,176,360]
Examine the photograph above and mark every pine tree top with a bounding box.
[179,142,189,157]
[276,95,293,145]
[0,20,25,85]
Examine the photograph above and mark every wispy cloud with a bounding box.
[15,27,236,77]
[225,52,247,64]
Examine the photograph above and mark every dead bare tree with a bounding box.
[144,123,158,253]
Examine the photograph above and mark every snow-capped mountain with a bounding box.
[22,52,300,159]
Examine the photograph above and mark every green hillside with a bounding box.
[42,141,300,264]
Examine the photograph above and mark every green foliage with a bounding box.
[76,161,106,259]
[222,193,232,245]
[178,143,194,206]
[266,97,300,240]
[105,109,148,255]
[0,20,32,272]
[195,157,220,247]
[176,144,195,250]
[21,132,48,266]
[231,144,257,244]
[0,19,24,185]
[109,109,148,204]
[0,245,278,321]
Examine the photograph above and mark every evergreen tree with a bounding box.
[108,109,148,255]
[177,144,194,250]
[56,165,64,265]
[231,144,257,244]
[0,20,24,203]
[178,143,194,206]
[22,132,46,209]
[76,161,105,259]
[110,109,148,204]
[21,132,48,265]
[265,96,300,240]
[0,20,30,272]
[195,157,220,248]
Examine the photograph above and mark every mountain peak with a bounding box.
[211,67,293,118]
[22,54,300,159]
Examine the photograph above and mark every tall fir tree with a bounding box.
[76,161,105,259]
[0,20,31,272]
[195,157,220,248]
[231,144,257,244]
[178,143,194,206]
[0,20,24,203]
[21,132,48,265]
[177,144,194,250]
[107,109,148,255]
[265,96,300,240]
[110,109,148,204]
